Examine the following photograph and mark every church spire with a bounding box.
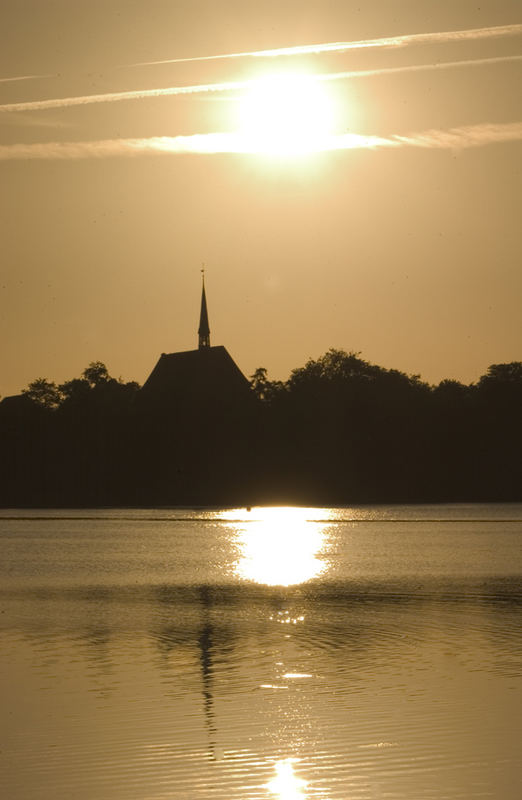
[198,268,210,349]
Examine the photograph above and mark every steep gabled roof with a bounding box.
[140,345,253,412]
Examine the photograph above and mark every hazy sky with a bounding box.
[1,0,521,396]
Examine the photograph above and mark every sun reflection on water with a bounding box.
[229,507,329,586]
[266,759,308,798]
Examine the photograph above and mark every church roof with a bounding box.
[140,345,253,412]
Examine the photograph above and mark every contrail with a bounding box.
[389,122,522,149]
[1,122,520,160]
[0,73,56,84]
[125,23,522,67]
[321,53,522,83]
[0,79,248,113]
[1,53,521,115]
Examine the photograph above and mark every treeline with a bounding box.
[250,350,521,504]
[0,363,140,506]
[0,351,520,506]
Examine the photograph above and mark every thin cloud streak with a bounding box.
[0,73,56,84]
[390,122,522,149]
[0,135,254,159]
[0,79,249,113]
[1,122,521,160]
[126,23,522,67]
[322,53,522,83]
[1,53,521,115]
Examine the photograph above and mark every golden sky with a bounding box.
[1,0,521,396]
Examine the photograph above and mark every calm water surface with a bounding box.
[1,504,521,799]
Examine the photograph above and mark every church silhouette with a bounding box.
[140,274,254,415]
[135,274,258,505]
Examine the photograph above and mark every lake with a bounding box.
[1,504,521,799]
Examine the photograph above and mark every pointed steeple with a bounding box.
[198,268,210,349]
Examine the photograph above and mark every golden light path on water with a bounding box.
[214,507,333,798]
[266,759,308,798]
[221,506,331,586]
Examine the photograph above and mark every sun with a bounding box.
[236,72,336,155]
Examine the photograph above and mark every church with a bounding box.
[139,275,254,414]
[134,276,258,504]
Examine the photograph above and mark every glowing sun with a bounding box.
[237,72,336,155]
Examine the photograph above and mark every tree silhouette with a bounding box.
[22,378,61,409]
[249,367,285,404]
[83,361,110,386]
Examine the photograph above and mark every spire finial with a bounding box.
[198,267,210,349]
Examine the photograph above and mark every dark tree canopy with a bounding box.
[480,362,522,384]
[83,361,110,386]
[1,353,521,506]
[249,367,285,404]
[22,378,61,409]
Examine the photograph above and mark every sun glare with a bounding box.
[266,759,308,798]
[231,507,328,586]
[236,72,336,155]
